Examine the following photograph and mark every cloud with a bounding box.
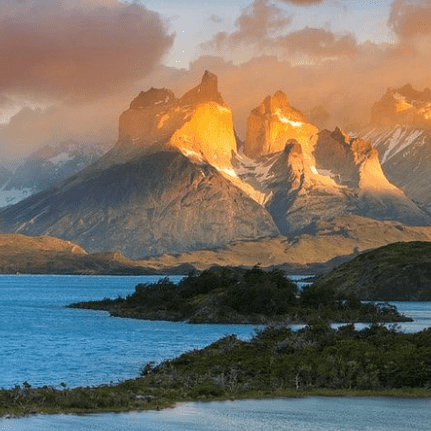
[278,0,326,5]
[0,0,174,101]
[272,27,359,57]
[0,95,13,108]
[389,0,431,40]
[209,14,224,24]
[204,0,291,49]
[203,0,358,60]
[0,93,126,161]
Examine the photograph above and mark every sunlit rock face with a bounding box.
[371,84,431,127]
[243,91,318,159]
[119,88,177,144]
[362,125,431,213]
[0,72,278,259]
[314,128,399,193]
[361,84,431,214]
[0,73,430,263]
[119,71,237,170]
[312,128,431,226]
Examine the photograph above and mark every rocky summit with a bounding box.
[371,84,431,128]
[0,73,430,264]
[362,84,431,214]
[0,73,277,259]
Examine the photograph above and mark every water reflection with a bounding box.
[2,398,430,431]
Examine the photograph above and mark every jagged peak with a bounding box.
[350,138,374,164]
[388,84,431,102]
[372,84,431,127]
[331,127,352,145]
[253,91,306,125]
[130,88,176,109]
[244,91,318,159]
[179,70,225,106]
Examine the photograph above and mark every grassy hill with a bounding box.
[312,241,431,300]
[0,234,190,275]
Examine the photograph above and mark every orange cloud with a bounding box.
[272,27,359,58]
[204,0,291,49]
[389,0,431,39]
[0,0,174,101]
[278,0,326,4]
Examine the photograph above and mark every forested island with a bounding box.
[1,322,431,418]
[68,267,410,323]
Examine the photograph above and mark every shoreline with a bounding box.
[2,387,431,419]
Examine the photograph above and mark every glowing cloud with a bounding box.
[0,0,174,100]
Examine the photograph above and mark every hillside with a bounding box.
[136,216,431,273]
[312,241,431,300]
[0,234,185,275]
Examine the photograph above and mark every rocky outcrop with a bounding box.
[313,128,431,226]
[119,70,237,170]
[239,124,431,235]
[371,84,431,128]
[361,85,431,214]
[0,75,430,263]
[243,91,318,159]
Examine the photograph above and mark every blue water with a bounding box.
[0,275,257,389]
[1,275,430,390]
[2,398,430,430]
[0,275,430,430]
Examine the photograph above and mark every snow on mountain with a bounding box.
[0,140,112,208]
[0,73,430,262]
[361,125,431,213]
[359,84,431,213]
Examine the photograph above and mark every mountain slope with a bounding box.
[0,149,277,258]
[362,126,431,213]
[0,74,430,262]
[361,84,431,213]
[237,96,431,235]
[0,140,111,208]
[313,241,431,300]
[0,73,278,258]
[135,215,431,273]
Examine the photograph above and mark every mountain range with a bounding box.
[0,140,112,208]
[361,84,431,214]
[0,73,430,270]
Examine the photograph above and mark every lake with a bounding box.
[0,274,430,430]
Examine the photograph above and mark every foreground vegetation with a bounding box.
[69,267,409,323]
[1,323,431,417]
[314,241,431,300]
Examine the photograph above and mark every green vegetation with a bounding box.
[2,323,431,417]
[69,266,409,323]
[313,241,431,300]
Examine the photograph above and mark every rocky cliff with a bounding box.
[371,84,431,128]
[243,91,318,159]
[0,74,430,263]
[0,73,278,258]
[362,84,431,213]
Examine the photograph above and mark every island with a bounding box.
[1,322,430,418]
[68,266,410,324]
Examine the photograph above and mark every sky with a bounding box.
[1,0,431,162]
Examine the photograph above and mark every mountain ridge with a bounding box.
[0,72,430,262]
